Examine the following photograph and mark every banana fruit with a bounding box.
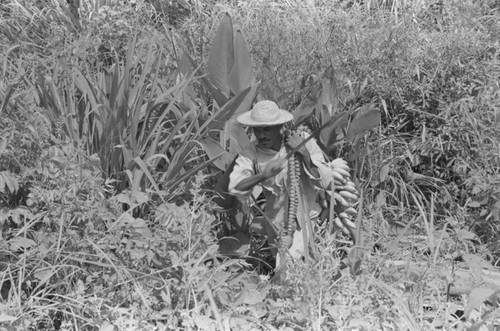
[289,126,359,243]
[318,158,359,242]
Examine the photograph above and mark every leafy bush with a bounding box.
[0,149,220,329]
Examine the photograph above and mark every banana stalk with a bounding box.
[284,152,300,248]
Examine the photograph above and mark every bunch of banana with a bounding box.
[318,158,359,241]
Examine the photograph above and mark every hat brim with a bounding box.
[237,109,294,127]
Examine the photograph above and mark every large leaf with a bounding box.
[230,83,258,118]
[228,30,253,95]
[221,83,258,153]
[177,50,194,80]
[318,78,333,116]
[195,85,253,138]
[226,118,250,155]
[207,13,234,98]
[291,100,314,126]
[176,51,197,108]
[319,109,349,148]
[183,50,229,107]
[199,137,233,170]
[317,68,339,117]
[346,103,381,141]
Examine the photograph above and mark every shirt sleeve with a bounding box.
[228,150,255,196]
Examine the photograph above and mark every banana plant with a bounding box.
[292,67,381,162]
[177,13,258,170]
[39,17,259,199]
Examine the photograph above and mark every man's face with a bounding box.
[253,125,282,151]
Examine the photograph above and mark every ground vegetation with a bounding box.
[1,0,500,330]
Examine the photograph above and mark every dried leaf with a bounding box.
[239,287,268,305]
[463,253,487,279]
[464,287,498,318]
[9,237,36,250]
[33,268,53,283]
[194,316,217,331]
[99,321,115,331]
[467,201,481,208]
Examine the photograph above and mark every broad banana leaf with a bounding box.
[228,30,253,95]
[291,99,314,126]
[346,103,380,141]
[222,83,258,154]
[199,137,233,171]
[318,108,349,149]
[195,85,252,138]
[196,85,257,170]
[183,50,229,107]
[207,12,234,98]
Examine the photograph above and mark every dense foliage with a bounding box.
[1,0,500,330]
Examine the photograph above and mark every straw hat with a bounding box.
[237,100,293,127]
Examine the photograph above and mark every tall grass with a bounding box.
[1,0,500,329]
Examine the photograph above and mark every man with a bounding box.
[228,100,329,263]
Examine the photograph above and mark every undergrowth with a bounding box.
[1,0,500,330]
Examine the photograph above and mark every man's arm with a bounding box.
[234,172,268,192]
[234,158,286,192]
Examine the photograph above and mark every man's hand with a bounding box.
[286,131,320,177]
[286,131,309,157]
[262,158,286,179]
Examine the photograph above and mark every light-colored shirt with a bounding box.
[228,132,327,226]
